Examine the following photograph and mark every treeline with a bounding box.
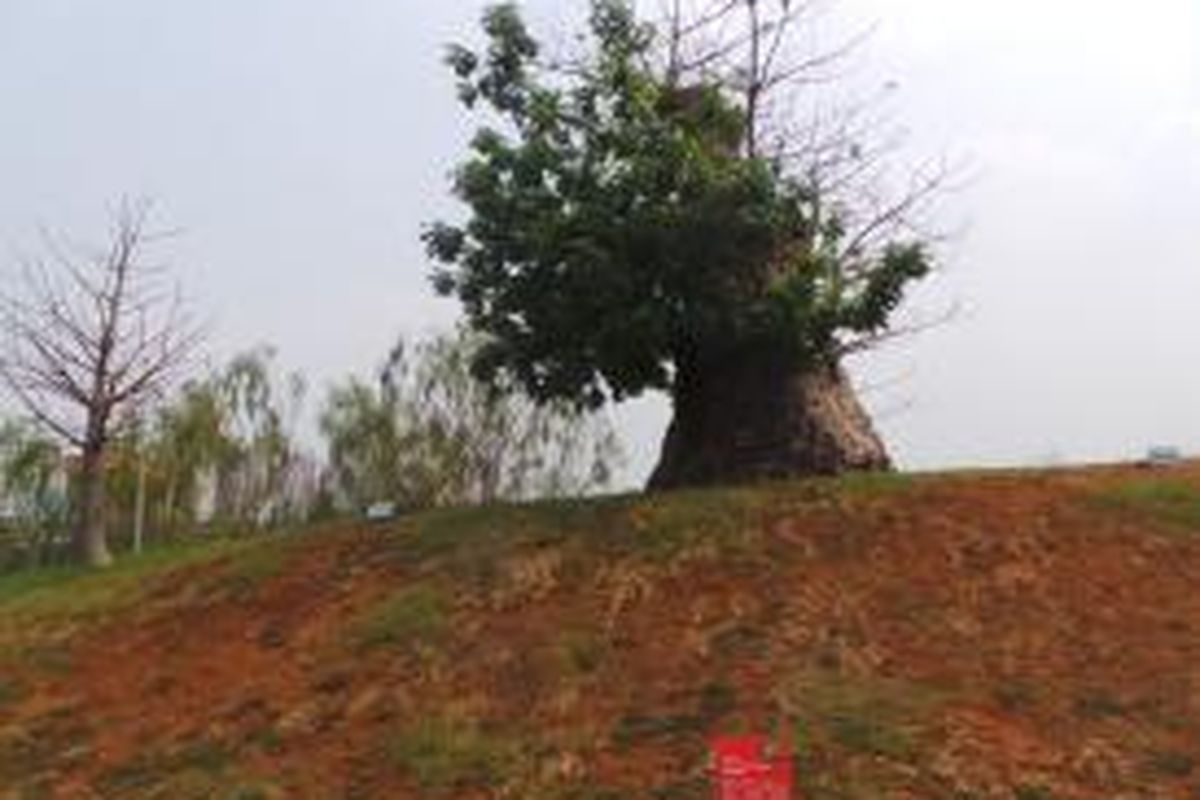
[0,329,620,572]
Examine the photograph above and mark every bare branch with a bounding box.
[0,202,204,448]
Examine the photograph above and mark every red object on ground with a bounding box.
[710,735,794,800]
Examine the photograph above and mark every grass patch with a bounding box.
[15,643,74,675]
[1090,478,1200,533]
[96,738,235,798]
[0,536,261,625]
[209,541,292,600]
[611,488,762,562]
[1073,688,1124,720]
[392,484,787,573]
[708,623,770,660]
[353,583,448,651]
[778,668,944,762]
[611,712,707,750]
[380,473,913,585]
[557,629,606,675]
[1143,749,1194,778]
[226,784,284,800]
[612,681,738,751]
[385,716,518,793]
[993,680,1039,713]
[1013,785,1056,800]
[0,675,27,708]
[835,471,919,496]
[648,776,709,800]
[247,724,286,755]
[696,680,738,721]
[0,707,93,788]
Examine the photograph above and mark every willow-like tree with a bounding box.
[320,330,620,511]
[428,0,938,489]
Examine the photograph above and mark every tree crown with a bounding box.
[427,0,930,408]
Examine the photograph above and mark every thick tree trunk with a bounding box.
[74,443,114,567]
[647,354,891,490]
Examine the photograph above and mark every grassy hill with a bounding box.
[2,465,1200,799]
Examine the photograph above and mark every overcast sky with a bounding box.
[1,1,1197,486]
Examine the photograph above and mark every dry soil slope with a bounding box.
[2,465,1200,800]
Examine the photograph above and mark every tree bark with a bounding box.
[133,454,147,555]
[74,443,113,567]
[647,354,891,490]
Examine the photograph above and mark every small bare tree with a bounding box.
[0,202,202,566]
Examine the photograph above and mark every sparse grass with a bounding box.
[777,668,944,762]
[174,738,234,773]
[611,488,763,562]
[96,752,167,794]
[708,622,770,660]
[1073,688,1124,719]
[557,628,605,675]
[226,784,284,800]
[648,776,709,800]
[1144,749,1194,778]
[827,710,914,759]
[373,473,919,597]
[696,680,738,721]
[352,583,448,651]
[209,541,292,600]
[384,716,518,793]
[612,681,739,751]
[993,680,1039,713]
[392,479,879,574]
[0,536,261,624]
[835,471,919,496]
[96,738,235,798]
[1013,784,1056,800]
[611,712,707,750]
[248,724,286,755]
[0,707,93,788]
[1090,478,1200,533]
[15,643,74,675]
[0,675,27,708]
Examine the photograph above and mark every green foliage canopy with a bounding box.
[427,0,931,410]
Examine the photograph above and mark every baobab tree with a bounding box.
[0,202,202,566]
[428,0,948,489]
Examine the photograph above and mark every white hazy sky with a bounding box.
[1,1,1197,485]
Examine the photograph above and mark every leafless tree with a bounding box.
[0,202,202,566]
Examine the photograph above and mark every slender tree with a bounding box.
[428,0,941,489]
[0,203,201,566]
[211,347,306,525]
[321,330,620,511]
